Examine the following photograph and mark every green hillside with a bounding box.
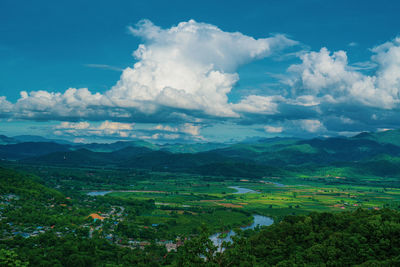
[0,167,64,201]
[353,129,400,146]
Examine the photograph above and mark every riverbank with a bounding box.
[210,214,273,250]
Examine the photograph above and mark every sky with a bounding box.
[1,0,400,143]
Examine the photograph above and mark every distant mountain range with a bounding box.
[0,142,70,160]
[0,135,75,145]
[0,135,18,145]
[0,135,229,159]
[2,130,400,181]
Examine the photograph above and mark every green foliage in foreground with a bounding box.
[1,233,168,267]
[0,249,28,267]
[4,209,400,266]
[176,209,400,266]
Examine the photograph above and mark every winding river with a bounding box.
[87,188,273,251]
[209,214,273,250]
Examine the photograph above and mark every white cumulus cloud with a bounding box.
[54,121,134,138]
[2,20,296,124]
[264,125,283,133]
[56,122,90,130]
[14,88,110,120]
[233,95,283,114]
[297,119,325,133]
[3,20,400,138]
[106,19,297,117]
[0,97,12,116]
[153,123,203,139]
[287,38,400,109]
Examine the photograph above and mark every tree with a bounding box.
[175,226,222,266]
[0,249,29,267]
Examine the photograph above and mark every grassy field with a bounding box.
[9,164,400,237]
[106,174,400,235]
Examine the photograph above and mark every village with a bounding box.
[0,193,182,252]
[85,203,183,252]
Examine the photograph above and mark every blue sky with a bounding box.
[1,0,400,143]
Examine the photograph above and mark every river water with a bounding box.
[209,214,273,250]
[87,191,112,196]
[228,186,259,194]
[87,188,273,252]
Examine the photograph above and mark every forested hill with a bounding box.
[178,209,400,266]
[0,167,64,202]
[0,167,167,266]
[12,129,400,181]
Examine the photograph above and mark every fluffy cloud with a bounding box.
[297,119,325,133]
[2,20,400,139]
[154,123,201,136]
[233,95,283,115]
[53,120,204,142]
[264,125,283,133]
[14,88,112,120]
[106,19,296,117]
[140,133,181,141]
[0,97,12,117]
[180,123,201,136]
[54,121,134,138]
[56,122,90,130]
[98,121,133,131]
[0,20,296,124]
[153,123,204,140]
[287,38,400,109]
[246,38,399,136]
